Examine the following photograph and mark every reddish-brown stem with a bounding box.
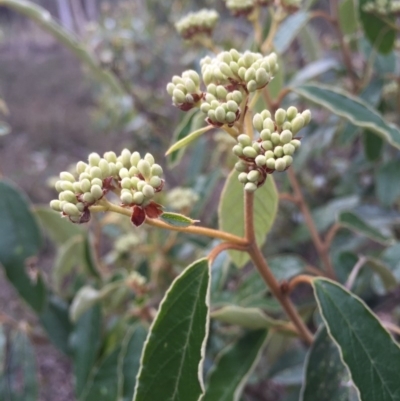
[244,192,314,344]
[324,223,341,251]
[287,274,315,293]
[248,243,314,344]
[279,192,297,203]
[309,10,336,24]
[287,168,335,278]
[208,242,248,264]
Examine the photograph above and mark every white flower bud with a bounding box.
[253,114,263,132]
[130,152,141,167]
[82,192,95,204]
[247,170,260,182]
[263,118,275,131]
[91,185,103,200]
[185,78,196,93]
[275,158,286,171]
[142,184,155,198]
[230,61,239,75]
[138,160,151,180]
[81,179,91,193]
[137,180,146,192]
[274,146,284,157]
[255,68,269,87]
[55,181,63,192]
[302,109,311,125]
[119,168,129,179]
[131,177,140,189]
[260,129,271,141]
[262,140,273,151]
[227,100,238,113]
[275,109,286,126]
[121,191,133,205]
[283,143,295,155]
[280,130,293,144]
[216,86,228,99]
[231,90,243,104]
[79,173,91,181]
[63,203,81,217]
[172,89,186,104]
[264,150,275,159]
[233,145,243,156]
[151,164,163,177]
[121,177,132,189]
[133,191,144,205]
[91,178,103,187]
[244,67,256,82]
[73,182,82,193]
[215,106,226,123]
[121,149,131,167]
[266,158,276,169]
[129,166,139,176]
[283,155,293,166]
[104,151,117,163]
[271,132,281,145]
[286,106,298,121]
[291,116,305,134]
[235,161,248,172]
[226,112,236,124]
[201,103,211,113]
[291,139,301,148]
[60,181,74,192]
[149,176,162,188]
[76,202,85,212]
[238,66,246,80]
[238,134,251,147]
[144,153,155,166]
[238,172,248,183]
[90,166,102,179]
[243,146,258,158]
[50,200,62,211]
[99,159,110,178]
[244,182,257,192]
[255,155,266,166]
[88,153,101,166]
[60,172,75,182]
[76,161,87,175]
[246,80,257,92]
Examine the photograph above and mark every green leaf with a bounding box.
[34,206,83,245]
[292,84,400,149]
[211,305,294,333]
[53,235,85,295]
[83,234,102,278]
[300,326,357,401]
[376,160,400,207]
[203,329,268,401]
[289,58,339,86]
[365,257,397,292]
[273,11,310,54]
[165,125,212,156]
[313,278,400,401]
[70,286,101,323]
[160,212,198,227]
[363,130,383,161]
[81,324,147,401]
[81,347,120,401]
[0,0,125,94]
[118,325,147,401]
[337,210,393,245]
[219,171,278,268]
[339,0,358,35]
[381,243,400,281]
[39,295,73,355]
[358,0,396,54]
[167,109,204,167]
[0,180,46,313]
[72,305,102,398]
[133,258,210,401]
[0,120,10,136]
[7,331,38,401]
[268,255,307,281]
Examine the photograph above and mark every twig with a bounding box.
[324,223,341,251]
[279,192,297,203]
[208,242,248,264]
[287,274,315,293]
[345,256,367,290]
[287,168,335,278]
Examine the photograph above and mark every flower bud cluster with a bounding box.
[363,0,400,14]
[200,86,243,126]
[50,149,164,223]
[201,50,278,92]
[175,9,219,40]
[233,107,311,192]
[223,0,256,16]
[166,187,199,211]
[166,70,203,111]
